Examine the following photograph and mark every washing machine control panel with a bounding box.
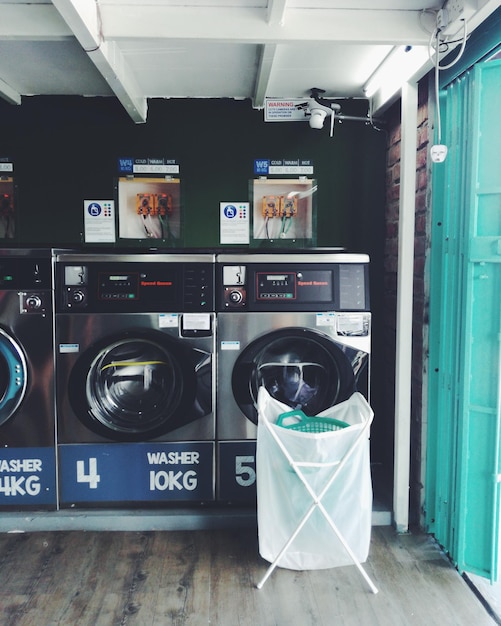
[57,260,214,313]
[219,261,369,311]
[0,255,51,316]
[0,256,51,289]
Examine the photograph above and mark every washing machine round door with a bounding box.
[232,328,358,423]
[0,328,28,426]
[68,331,201,440]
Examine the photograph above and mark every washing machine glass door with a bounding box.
[232,328,359,423]
[0,328,28,426]
[70,334,196,440]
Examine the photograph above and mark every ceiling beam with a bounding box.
[267,0,288,26]
[0,5,71,40]
[253,44,278,109]
[51,0,147,123]
[253,0,288,109]
[98,6,432,45]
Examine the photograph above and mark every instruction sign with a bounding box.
[84,199,116,243]
[220,202,249,244]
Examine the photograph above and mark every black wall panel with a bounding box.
[0,95,385,253]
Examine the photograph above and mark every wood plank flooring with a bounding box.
[0,525,496,625]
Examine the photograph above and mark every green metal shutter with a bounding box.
[426,58,501,582]
[457,59,501,580]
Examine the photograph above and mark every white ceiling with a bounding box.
[0,0,499,122]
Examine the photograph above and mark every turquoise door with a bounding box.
[426,58,501,581]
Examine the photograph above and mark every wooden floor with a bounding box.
[0,525,496,626]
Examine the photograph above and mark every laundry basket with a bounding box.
[255,387,376,592]
[276,409,350,433]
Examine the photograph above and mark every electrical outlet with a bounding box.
[443,0,465,25]
[438,0,473,36]
[437,8,449,29]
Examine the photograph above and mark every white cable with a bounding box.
[429,17,468,146]
[435,41,442,144]
[439,20,468,70]
[419,8,439,36]
[428,26,439,65]
[429,19,469,71]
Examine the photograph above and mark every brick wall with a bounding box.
[383,77,430,526]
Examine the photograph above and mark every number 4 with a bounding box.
[76,458,101,489]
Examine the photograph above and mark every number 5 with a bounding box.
[235,455,256,487]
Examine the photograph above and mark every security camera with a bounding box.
[306,88,341,131]
[309,108,328,129]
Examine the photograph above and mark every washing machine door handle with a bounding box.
[0,328,28,426]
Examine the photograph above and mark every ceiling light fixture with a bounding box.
[363,45,430,108]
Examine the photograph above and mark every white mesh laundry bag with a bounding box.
[256,387,373,571]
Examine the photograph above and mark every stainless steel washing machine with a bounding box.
[216,253,371,503]
[0,248,56,510]
[54,252,215,508]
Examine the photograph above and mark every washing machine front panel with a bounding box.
[215,253,370,503]
[54,253,216,507]
[0,250,56,510]
[0,324,27,427]
[216,253,371,441]
[217,311,370,440]
[56,312,215,443]
[55,253,215,444]
[0,256,54,446]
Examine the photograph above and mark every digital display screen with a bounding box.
[256,270,333,303]
[98,272,140,300]
[97,270,176,303]
[257,272,295,299]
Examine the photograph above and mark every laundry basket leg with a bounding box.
[256,562,275,590]
[256,506,314,589]
[256,498,378,594]
[317,501,378,594]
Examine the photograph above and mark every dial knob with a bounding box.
[71,289,86,304]
[25,294,42,310]
[229,290,243,304]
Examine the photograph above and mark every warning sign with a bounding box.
[264,99,309,122]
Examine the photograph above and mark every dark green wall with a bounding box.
[0,95,385,253]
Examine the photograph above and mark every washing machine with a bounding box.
[54,252,216,508]
[0,248,56,510]
[216,252,371,504]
